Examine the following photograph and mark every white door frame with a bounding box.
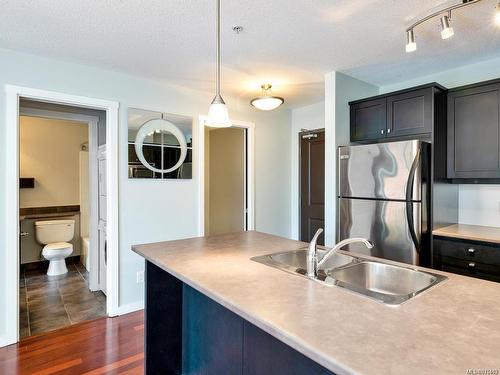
[4,85,120,346]
[197,116,255,236]
[19,108,101,292]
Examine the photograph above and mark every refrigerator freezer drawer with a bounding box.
[338,140,425,201]
[338,197,421,265]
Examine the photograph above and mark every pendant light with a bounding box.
[205,0,231,128]
[250,84,285,111]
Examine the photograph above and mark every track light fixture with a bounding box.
[440,13,454,39]
[495,2,500,25]
[406,29,417,52]
[405,0,494,53]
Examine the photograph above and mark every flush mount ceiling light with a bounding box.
[205,0,231,128]
[250,84,285,111]
[405,0,496,53]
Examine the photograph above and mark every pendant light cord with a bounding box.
[215,0,222,100]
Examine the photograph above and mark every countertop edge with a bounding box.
[432,224,500,245]
[132,245,359,375]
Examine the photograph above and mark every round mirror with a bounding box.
[134,118,187,174]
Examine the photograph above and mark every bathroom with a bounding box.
[18,100,108,338]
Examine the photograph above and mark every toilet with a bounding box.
[35,220,75,276]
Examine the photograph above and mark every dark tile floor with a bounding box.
[19,259,106,338]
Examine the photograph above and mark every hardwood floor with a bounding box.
[0,310,144,374]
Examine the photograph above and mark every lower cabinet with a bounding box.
[433,237,500,282]
[145,261,335,375]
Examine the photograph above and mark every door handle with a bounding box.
[301,133,318,140]
[20,232,29,237]
[405,148,421,253]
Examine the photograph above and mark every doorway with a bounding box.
[17,105,107,338]
[299,129,325,245]
[205,127,247,235]
[4,86,119,346]
[198,118,255,236]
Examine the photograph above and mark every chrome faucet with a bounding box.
[306,228,373,279]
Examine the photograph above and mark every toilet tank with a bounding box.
[35,220,75,244]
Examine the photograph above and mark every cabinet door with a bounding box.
[350,98,386,141]
[448,83,500,179]
[386,88,433,138]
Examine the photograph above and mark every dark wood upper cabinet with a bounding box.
[386,88,433,138]
[447,80,500,180]
[350,98,386,141]
[349,83,445,143]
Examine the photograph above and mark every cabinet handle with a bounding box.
[380,129,384,135]
[387,128,391,134]
[468,248,475,255]
[468,262,476,268]
[20,232,29,237]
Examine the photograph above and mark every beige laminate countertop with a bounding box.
[433,223,500,244]
[133,231,500,375]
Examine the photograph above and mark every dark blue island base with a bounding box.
[145,261,336,375]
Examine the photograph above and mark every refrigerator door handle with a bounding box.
[406,202,420,253]
[405,148,421,253]
[405,148,420,202]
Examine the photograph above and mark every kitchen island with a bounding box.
[133,231,500,375]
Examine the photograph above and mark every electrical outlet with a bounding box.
[136,270,144,283]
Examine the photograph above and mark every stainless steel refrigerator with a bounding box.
[338,140,430,266]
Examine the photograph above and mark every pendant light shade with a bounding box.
[207,98,231,128]
[250,84,284,111]
[206,0,231,128]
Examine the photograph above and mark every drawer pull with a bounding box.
[468,262,476,268]
[468,248,475,255]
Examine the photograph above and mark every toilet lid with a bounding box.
[44,242,73,251]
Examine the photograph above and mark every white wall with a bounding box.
[380,55,500,228]
[459,186,500,227]
[0,47,291,340]
[290,101,325,240]
[324,72,379,246]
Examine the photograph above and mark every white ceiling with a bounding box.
[1,0,499,108]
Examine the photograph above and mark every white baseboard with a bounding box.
[0,335,14,348]
[115,300,144,316]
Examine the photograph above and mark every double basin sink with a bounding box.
[252,249,446,305]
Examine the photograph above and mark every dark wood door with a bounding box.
[350,98,386,141]
[300,130,325,245]
[447,82,500,179]
[386,87,433,138]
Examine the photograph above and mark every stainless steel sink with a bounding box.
[252,249,357,280]
[326,261,447,305]
[252,250,446,305]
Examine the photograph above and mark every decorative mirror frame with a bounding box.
[134,118,187,174]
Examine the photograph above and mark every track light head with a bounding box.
[495,2,500,26]
[405,29,417,53]
[440,14,454,39]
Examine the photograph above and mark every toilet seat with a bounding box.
[43,242,72,251]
